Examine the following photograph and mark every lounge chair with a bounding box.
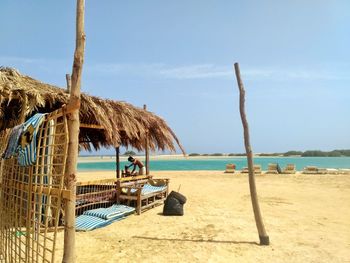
[303,166,318,174]
[225,164,236,173]
[265,163,279,174]
[316,168,339,174]
[282,164,296,174]
[325,168,338,174]
[317,168,327,174]
[241,165,262,174]
[303,167,338,175]
[339,169,350,174]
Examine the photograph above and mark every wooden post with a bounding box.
[66,74,71,93]
[19,90,28,124]
[143,104,150,175]
[234,62,270,245]
[62,1,86,262]
[116,147,120,178]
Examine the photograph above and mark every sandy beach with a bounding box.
[54,171,350,263]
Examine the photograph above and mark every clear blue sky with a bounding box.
[1,1,349,154]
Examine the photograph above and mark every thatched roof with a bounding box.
[0,67,185,153]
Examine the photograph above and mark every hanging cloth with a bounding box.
[17,113,46,166]
[2,124,25,159]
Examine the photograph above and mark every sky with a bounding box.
[1,1,349,155]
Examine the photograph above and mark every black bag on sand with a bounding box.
[163,191,187,216]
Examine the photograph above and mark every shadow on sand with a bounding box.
[132,236,259,245]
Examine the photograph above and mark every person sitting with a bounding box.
[125,156,146,175]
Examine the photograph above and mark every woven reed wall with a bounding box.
[0,108,68,263]
[75,179,116,216]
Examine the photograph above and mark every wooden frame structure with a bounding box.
[75,179,116,216]
[115,176,169,215]
[0,108,71,263]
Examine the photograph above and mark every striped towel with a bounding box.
[129,184,167,195]
[17,113,46,166]
[2,124,24,159]
[83,204,135,220]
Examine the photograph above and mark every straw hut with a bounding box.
[0,67,185,262]
[0,67,184,154]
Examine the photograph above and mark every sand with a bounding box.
[55,171,350,263]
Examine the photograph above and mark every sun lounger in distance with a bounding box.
[225,164,236,173]
[241,165,262,174]
[282,164,296,174]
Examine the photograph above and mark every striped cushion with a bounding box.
[17,113,46,166]
[76,205,135,231]
[129,184,167,195]
[83,204,135,220]
[142,184,167,195]
[75,215,114,231]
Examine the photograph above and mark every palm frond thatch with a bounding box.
[0,67,185,153]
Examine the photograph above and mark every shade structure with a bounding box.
[0,67,185,153]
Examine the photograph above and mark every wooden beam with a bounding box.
[116,147,120,178]
[19,90,27,124]
[144,104,150,175]
[234,62,269,245]
[77,178,116,186]
[80,123,104,129]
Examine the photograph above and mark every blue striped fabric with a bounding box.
[75,215,114,231]
[83,204,135,220]
[17,113,46,166]
[3,124,24,159]
[76,205,135,231]
[129,184,167,195]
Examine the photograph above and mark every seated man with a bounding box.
[125,156,146,175]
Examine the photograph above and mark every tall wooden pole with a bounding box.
[234,62,270,245]
[66,74,72,93]
[116,147,120,178]
[63,1,86,262]
[143,104,150,175]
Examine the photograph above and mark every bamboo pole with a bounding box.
[19,90,27,124]
[62,1,86,262]
[116,147,120,178]
[143,104,150,175]
[66,74,71,93]
[234,62,270,245]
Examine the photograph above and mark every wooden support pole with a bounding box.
[116,147,120,178]
[19,90,28,124]
[234,62,270,245]
[62,1,86,262]
[143,104,150,175]
[66,74,71,93]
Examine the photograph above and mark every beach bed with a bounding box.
[282,164,296,174]
[116,175,169,215]
[324,168,339,174]
[265,163,280,174]
[303,166,319,174]
[225,163,236,173]
[303,166,341,175]
[339,168,350,174]
[241,165,262,174]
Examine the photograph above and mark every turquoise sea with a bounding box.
[78,157,350,171]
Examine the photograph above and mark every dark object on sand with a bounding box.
[163,191,187,216]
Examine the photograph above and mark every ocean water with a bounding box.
[78,157,350,171]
